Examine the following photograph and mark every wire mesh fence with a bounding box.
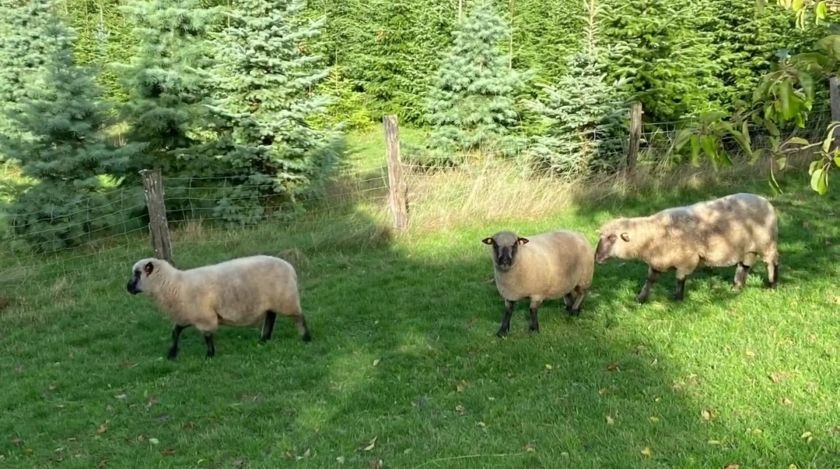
[0,109,833,290]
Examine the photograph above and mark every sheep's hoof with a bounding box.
[166,349,178,360]
[635,294,648,304]
[301,331,312,342]
[496,329,509,338]
[528,325,540,333]
[672,293,685,302]
[568,308,581,317]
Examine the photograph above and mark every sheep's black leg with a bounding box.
[261,311,277,342]
[563,293,574,312]
[569,287,587,316]
[204,333,215,358]
[167,324,189,360]
[296,315,312,342]
[673,276,687,301]
[528,303,540,333]
[497,300,514,337]
[734,262,751,290]
[636,267,660,303]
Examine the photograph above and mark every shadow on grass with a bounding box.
[1,171,837,467]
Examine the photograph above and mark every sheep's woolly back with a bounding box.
[493,230,594,303]
[600,193,777,272]
[134,255,300,332]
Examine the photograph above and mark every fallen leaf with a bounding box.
[708,440,721,445]
[148,438,159,445]
[161,448,176,456]
[303,448,311,458]
[114,394,127,400]
[364,436,377,451]
[800,431,812,439]
[640,447,653,458]
[456,381,467,392]
[545,364,553,370]
[524,443,536,452]
[560,451,569,457]
[745,350,756,358]
[11,438,23,446]
[96,423,108,435]
[800,431,814,443]
[781,397,793,405]
[233,459,246,468]
[598,388,608,396]
[477,421,486,428]
[372,359,380,367]
[769,371,791,383]
[649,416,660,423]
[723,464,740,469]
[606,415,615,425]
[369,459,383,469]
[455,404,466,415]
[701,409,714,421]
[788,465,798,469]
[607,362,620,372]
[336,456,345,464]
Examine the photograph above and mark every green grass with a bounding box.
[1,133,839,468]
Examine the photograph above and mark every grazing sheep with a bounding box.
[594,193,779,303]
[126,255,311,358]
[482,230,595,337]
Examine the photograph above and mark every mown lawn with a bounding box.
[1,138,838,467]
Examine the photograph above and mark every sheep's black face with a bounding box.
[127,260,154,294]
[482,231,529,272]
[595,232,629,264]
[126,269,142,294]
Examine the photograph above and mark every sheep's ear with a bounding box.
[517,237,529,245]
[620,232,630,242]
[481,237,494,245]
[144,262,154,275]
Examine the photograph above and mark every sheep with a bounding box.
[126,255,311,358]
[594,193,779,303]
[482,230,595,337]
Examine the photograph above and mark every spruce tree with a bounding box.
[527,0,624,175]
[2,3,137,251]
[207,0,336,223]
[425,0,526,162]
[603,0,724,123]
[117,0,218,175]
[0,0,68,159]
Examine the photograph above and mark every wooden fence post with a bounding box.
[383,115,408,232]
[626,101,643,173]
[140,169,173,263]
[829,77,840,150]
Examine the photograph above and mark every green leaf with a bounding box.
[690,135,700,166]
[809,160,820,174]
[834,155,840,167]
[810,167,828,195]
[816,1,828,21]
[776,156,788,170]
[787,137,810,146]
[769,163,783,194]
[792,0,804,10]
[821,129,834,153]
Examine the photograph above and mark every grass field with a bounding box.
[1,130,839,468]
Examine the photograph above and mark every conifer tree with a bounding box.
[117,0,218,174]
[425,0,526,162]
[207,0,336,223]
[603,0,724,123]
[527,0,624,175]
[2,2,137,251]
[0,0,68,158]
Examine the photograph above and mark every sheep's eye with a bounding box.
[144,262,154,275]
[607,234,617,242]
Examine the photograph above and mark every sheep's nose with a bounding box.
[126,281,139,294]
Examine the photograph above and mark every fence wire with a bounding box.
[0,112,834,290]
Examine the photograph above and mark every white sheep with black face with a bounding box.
[482,230,595,337]
[126,255,311,358]
[595,192,779,303]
